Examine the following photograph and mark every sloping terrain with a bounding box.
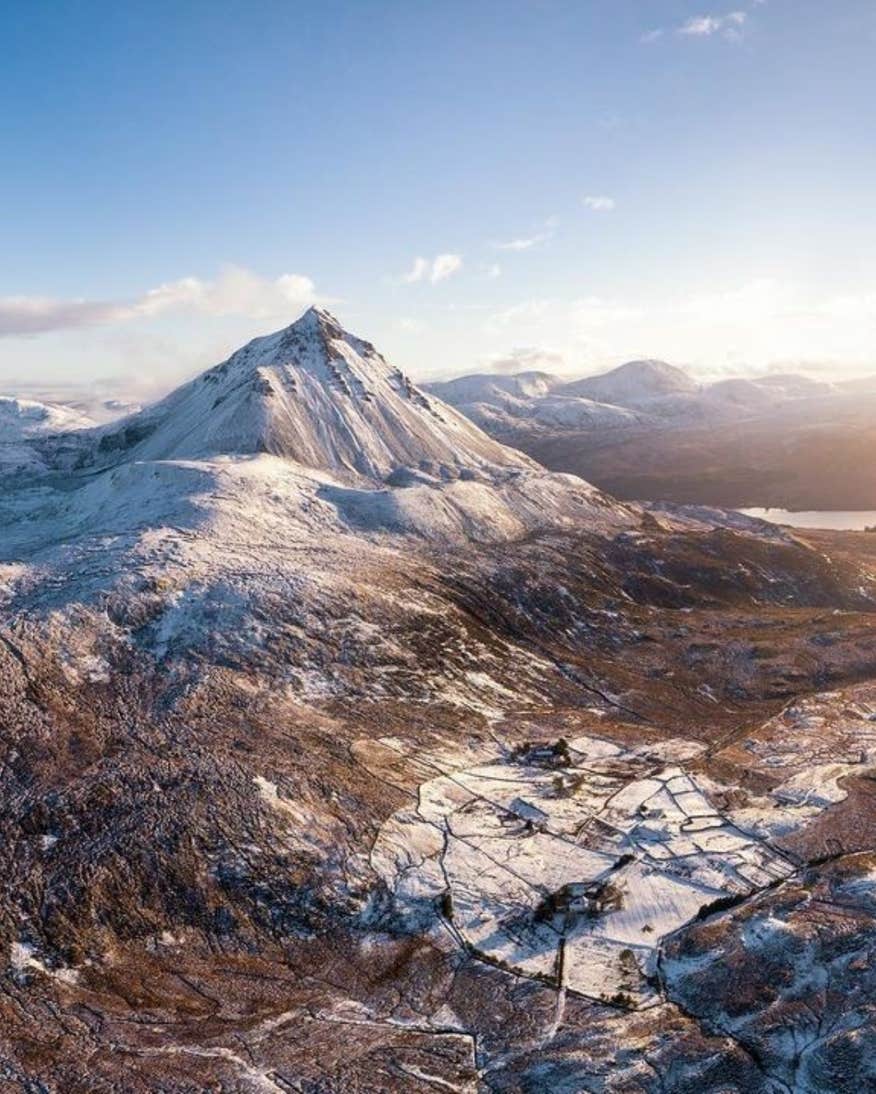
[0,395,93,440]
[428,362,876,509]
[518,416,876,510]
[0,311,875,1090]
[559,359,697,403]
[0,396,96,476]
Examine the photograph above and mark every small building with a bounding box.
[534,879,624,923]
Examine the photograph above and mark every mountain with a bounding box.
[2,310,876,1090]
[87,307,529,481]
[426,370,644,435]
[429,360,847,436]
[560,359,698,404]
[0,309,633,553]
[0,395,93,440]
[430,358,876,508]
[755,372,836,398]
[0,395,96,476]
[704,377,779,408]
[425,369,562,406]
[426,359,708,439]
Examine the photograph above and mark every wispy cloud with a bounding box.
[816,290,876,322]
[484,263,502,280]
[678,11,747,39]
[484,345,565,375]
[431,254,463,282]
[402,254,463,284]
[571,296,643,330]
[495,216,558,252]
[484,298,552,334]
[0,296,125,337]
[582,195,616,212]
[0,266,321,338]
[643,9,749,44]
[402,257,430,284]
[495,233,549,252]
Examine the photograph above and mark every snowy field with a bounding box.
[373,733,797,1006]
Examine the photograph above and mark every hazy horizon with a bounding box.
[5,307,875,413]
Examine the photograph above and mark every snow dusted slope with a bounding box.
[0,397,97,476]
[0,307,636,586]
[560,360,698,405]
[426,360,700,436]
[425,371,562,406]
[91,307,531,481]
[0,396,93,439]
[428,359,856,442]
[0,308,639,695]
[425,373,643,435]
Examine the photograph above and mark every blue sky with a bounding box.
[2,0,876,393]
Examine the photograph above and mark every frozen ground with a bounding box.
[373,732,797,1006]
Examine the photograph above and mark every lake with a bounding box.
[739,509,876,531]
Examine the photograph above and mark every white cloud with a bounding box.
[484,345,566,375]
[678,12,746,38]
[475,279,876,378]
[484,263,502,280]
[431,253,463,283]
[402,254,463,284]
[582,195,616,212]
[402,257,430,284]
[0,296,124,336]
[680,15,722,36]
[571,296,643,331]
[0,265,321,338]
[397,317,426,333]
[495,234,549,252]
[495,216,558,252]
[644,8,756,47]
[483,299,556,337]
[134,267,319,319]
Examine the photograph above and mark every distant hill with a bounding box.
[428,359,876,508]
[559,359,698,403]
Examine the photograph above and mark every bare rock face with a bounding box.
[0,311,876,1089]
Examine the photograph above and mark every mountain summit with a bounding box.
[95,307,529,481]
[561,359,697,404]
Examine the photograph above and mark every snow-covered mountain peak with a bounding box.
[0,395,93,439]
[89,308,532,482]
[562,359,697,405]
[204,305,377,380]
